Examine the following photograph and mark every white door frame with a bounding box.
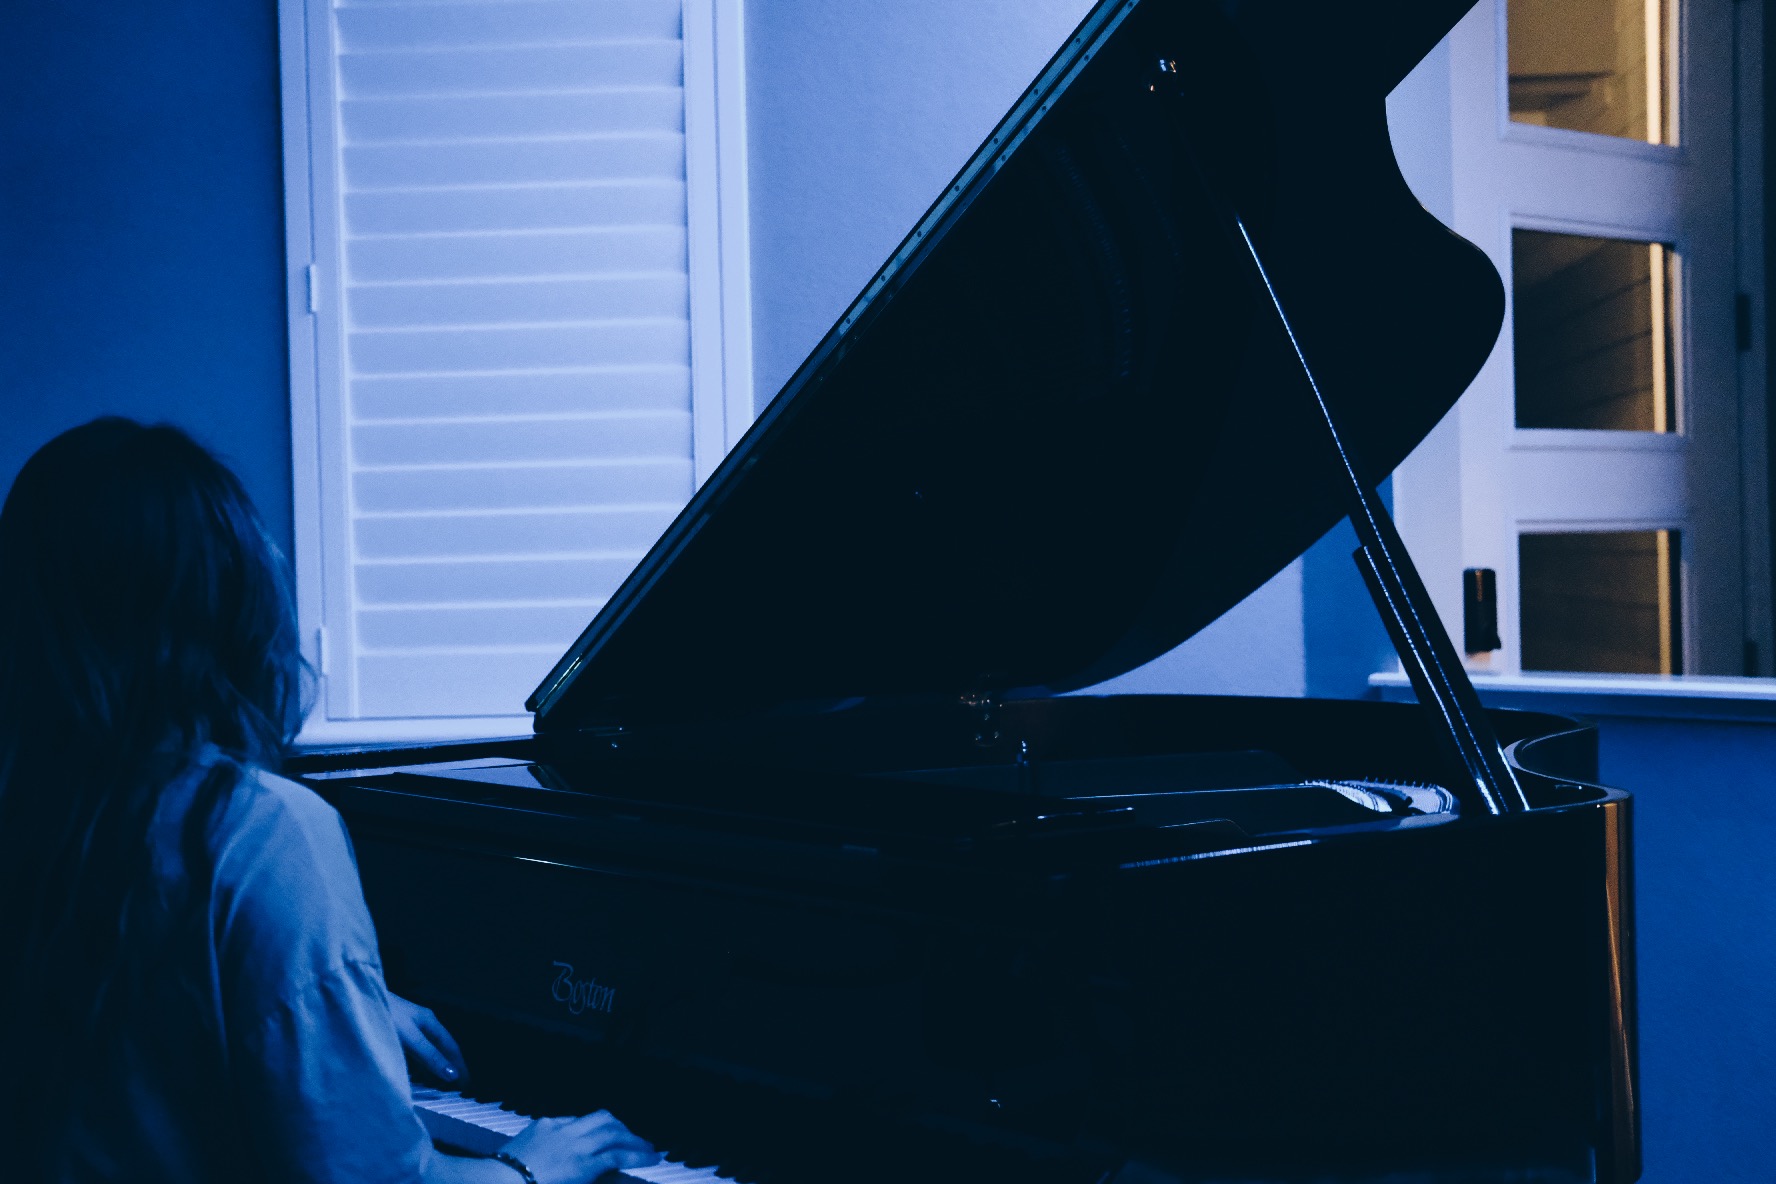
[1397,0,1756,677]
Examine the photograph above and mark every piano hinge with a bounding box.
[573,723,628,748]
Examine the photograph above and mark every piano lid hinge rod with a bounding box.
[1229,221,1528,816]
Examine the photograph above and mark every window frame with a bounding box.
[276,0,754,745]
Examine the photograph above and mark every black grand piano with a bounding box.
[292,1,1639,1180]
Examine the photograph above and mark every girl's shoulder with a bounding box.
[209,765,381,966]
[231,765,342,832]
[211,763,356,883]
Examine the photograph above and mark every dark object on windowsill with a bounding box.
[1465,567,1503,655]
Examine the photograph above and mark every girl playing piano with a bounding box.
[0,419,656,1184]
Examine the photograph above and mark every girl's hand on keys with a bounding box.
[388,993,469,1085]
[500,1111,661,1184]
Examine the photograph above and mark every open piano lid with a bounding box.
[531,0,1502,733]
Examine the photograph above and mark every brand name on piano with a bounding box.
[550,961,616,1016]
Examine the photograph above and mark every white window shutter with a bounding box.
[281,0,751,741]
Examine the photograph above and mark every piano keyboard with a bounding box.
[411,1087,741,1184]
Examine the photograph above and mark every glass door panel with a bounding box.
[1508,0,1674,144]
[1512,229,1677,431]
[1519,528,1681,672]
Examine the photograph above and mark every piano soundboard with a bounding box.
[412,1087,741,1184]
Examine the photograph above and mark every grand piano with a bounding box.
[291,0,1640,1180]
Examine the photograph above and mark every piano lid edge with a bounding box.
[525,0,1149,727]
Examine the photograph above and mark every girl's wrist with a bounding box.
[491,1152,538,1184]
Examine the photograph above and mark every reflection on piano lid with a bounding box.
[294,0,1643,1179]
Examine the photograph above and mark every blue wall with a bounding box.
[745,0,1098,402]
[0,0,293,554]
[1597,716,1776,1183]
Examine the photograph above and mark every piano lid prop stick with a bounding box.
[1230,220,1529,817]
[1148,54,1527,816]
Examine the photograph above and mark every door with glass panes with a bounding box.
[1421,0,1761,676]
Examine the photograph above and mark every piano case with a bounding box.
[293,1,1640,1180]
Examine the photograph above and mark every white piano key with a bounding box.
[429,1103,512,1120]
[625,1163,729,1183]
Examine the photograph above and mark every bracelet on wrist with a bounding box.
[492,1151,539,1184]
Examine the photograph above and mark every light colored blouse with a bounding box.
[61,758,432,1183]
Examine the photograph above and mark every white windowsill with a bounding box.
[294,715,532,752]
[1368,669,1776,723]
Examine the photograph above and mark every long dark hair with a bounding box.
[0,418,303,1168]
